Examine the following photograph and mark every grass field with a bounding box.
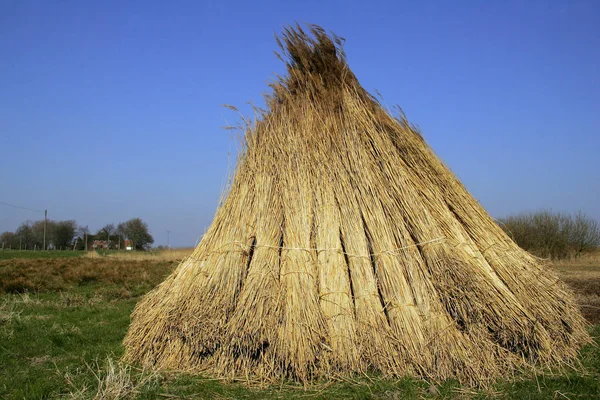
[0,251,599,399]
[0,248,195,262]
[0,249,84,260]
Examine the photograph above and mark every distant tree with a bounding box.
[78,225,90,251]
[499,210,600,259]
[118,218,154,250]
[0,231,19,249]
[31,220,50,249]
[15,221,35,250]
[115,223,126,249]
[53,220,77,250]
[13,220,60,250]
[117,222,125,237]
[101,224,116,249]
[570,211,600,256]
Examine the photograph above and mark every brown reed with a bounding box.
[123,24,590,384]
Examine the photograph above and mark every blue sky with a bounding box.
[1,0,598,247]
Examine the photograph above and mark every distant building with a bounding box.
[124,239,133,251]
[91,240,110,249]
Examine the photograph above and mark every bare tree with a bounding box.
[101,224,116,249]
[78,225,90,251]
[16,221,35,250]
[1,231,18,249]
[570,212,600,256]
[499,210,600,259]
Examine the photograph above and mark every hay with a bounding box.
[123,24,591,384]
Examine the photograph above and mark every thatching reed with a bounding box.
[123,24,591,384]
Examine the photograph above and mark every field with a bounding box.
[552,252,600,325]
[0,250,599,399]
[0,250,84,260]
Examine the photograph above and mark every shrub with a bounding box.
[498,210,600,259]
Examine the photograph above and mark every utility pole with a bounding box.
[43,209,47,251]
[167,230,171,250]
[19,235,22,250]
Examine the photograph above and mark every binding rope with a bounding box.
[204,236,446,259]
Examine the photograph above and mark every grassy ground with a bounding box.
[0,255,599,399]
[0,249,83,260]
[0,248,194,262]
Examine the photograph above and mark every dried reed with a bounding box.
[123,24,590,384]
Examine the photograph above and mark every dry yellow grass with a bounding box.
[123,24,590,385]
[84,248,193,262]
[0,257,175,293]
[552,250,600,271]
[552,251,600,324]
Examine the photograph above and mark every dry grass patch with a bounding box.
[552,250,600,270]
[85,248,193,262]
[0,258,176,293]
[552,252,600,324]
[0,299,21,326]
[28,355,51,366]
[64,357,160,400]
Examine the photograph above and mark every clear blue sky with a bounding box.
[1,0,598,247]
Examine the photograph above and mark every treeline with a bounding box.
[498,210,600,259]
[0,217,154,251]
[0,220,77,250]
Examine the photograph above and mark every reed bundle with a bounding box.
[123,24,590,384]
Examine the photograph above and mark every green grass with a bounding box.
[0,262,599,399]
[0,249,83,260]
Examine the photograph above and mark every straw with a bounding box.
[123,24,590,384]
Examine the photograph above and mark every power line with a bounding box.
[0,200,44,213]
[0,200,66,221]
